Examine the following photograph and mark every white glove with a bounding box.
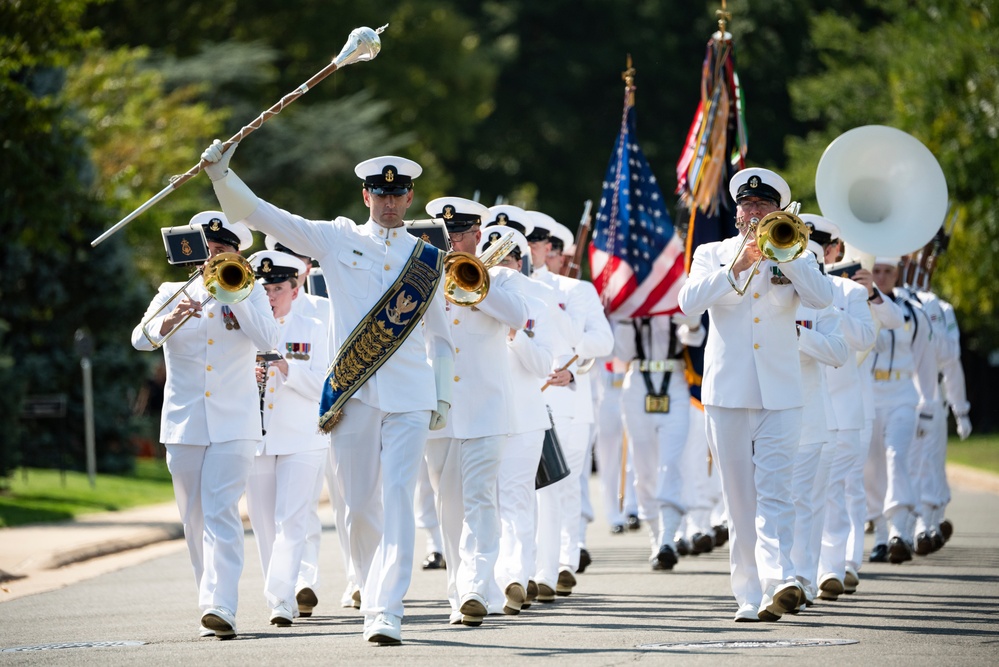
[671,311,701,329]
[956,413,972,441]
[429,400,450,431]
[201,139,238,181]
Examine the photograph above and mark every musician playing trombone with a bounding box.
[201,141,454,646]
[131,212,280,640]
[677,168,833,623]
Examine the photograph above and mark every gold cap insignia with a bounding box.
[262,258,273,273]
[209,218,223,232]
[442,205,455,220]
[497,213,508,226]
[384,167,395,183]
[748,175,761,188]
[489,231,501,243]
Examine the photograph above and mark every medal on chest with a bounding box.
[222,305,241,330]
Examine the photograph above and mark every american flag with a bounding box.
[589,97,685,318]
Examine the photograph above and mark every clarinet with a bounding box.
[256,351,281,435]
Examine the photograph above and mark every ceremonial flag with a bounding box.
[589,68,686,319]
[675,21,748,406]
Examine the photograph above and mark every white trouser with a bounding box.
[871,401,918,539]
[704,406,801,608]
[295,454,329,595]
[847,419,875,570]
[490,429,545,612]
[246,448,327,609]
[165,440,255,614]
[425,434,503,613]
[621,387,690,552]
[535,418,589,585]
[594,387,628,529]
[819,428,862,581]
[415,458,444,553]
[579,432,595,548]
[790,437,831,594]
[914,400,948,531]
[680,406,716,539]
[329,399,428,619]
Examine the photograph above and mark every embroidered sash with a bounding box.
[319,239,444,433]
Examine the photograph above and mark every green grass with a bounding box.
[947,433,999,475]
[0,458,175,528]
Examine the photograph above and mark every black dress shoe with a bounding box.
[610,524,625,535]
[940,519,953,542]
[577,548,592,573]
[869,543,888,562]
[651,545,678,571]
[627,514,641,531]
[914,531,933,556]
[887,536,913,564]
[712,524,729,547]
[690,532,714,555]
[675,538,691,557]
[422,551,446,570]
[930,530,944,551]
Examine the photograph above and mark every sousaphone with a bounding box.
[815,125,948,260]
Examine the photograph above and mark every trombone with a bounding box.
[443,230,518,307]
[141,253,256,347]
[725,202,809,296]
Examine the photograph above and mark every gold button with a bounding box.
[269,387,274,393]
[455,347,460,354]
[269,370,275,377]
[754,269,761,275]
[268,403,274,409]
[352,261,357,266]
[754,343,760,349]
[392,231,398,237]
[206,365,213,371]
[384,264,391,270]
[453,319,460,325]
[386,240,391,246]
[453,376,460,382]
[208,339,214,345]
[753,293,760,299]
[754,317,760,323]
[208,312,215,318]
[205,391,211,397]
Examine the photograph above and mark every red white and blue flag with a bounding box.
[589,90,685,319]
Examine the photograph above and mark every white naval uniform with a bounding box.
[235,194,455,622]
[816,276,877,587]
[424,265,528,618]
[132,280,280,616]
[286,290,339,603]
[613,315,705,558]
[678,235,833,610]
[245,310,329,614]
[789,303,847,599]
[868,290,933,544]
[532,267,614,584]
[488,275,560,613]
[592,358,632,531]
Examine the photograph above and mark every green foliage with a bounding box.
[1,0,153,478]
[0,459,174,527]
[785,0,999,353]
[947,433,999,475]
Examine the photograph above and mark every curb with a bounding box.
[946,462,999,495]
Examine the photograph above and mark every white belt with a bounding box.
[630,359,685,373]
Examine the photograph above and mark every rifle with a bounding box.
[917,205,958,291]
[562,200,593,279]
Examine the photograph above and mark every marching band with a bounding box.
[129,138,972,643]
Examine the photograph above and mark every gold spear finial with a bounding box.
[622,53,636,107]
[716,0,732,39]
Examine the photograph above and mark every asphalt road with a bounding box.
[1,476,997,666]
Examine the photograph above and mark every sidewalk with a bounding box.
[2,463,996,603]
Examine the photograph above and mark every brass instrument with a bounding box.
[725,202,809,296]
[443,230,517,307]
[141,252,256,347]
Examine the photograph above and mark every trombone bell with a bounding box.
[726,204,809,296]
[443,230,518,307]
[141,252,256,347]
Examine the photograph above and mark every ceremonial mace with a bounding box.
[92,25,387,247]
